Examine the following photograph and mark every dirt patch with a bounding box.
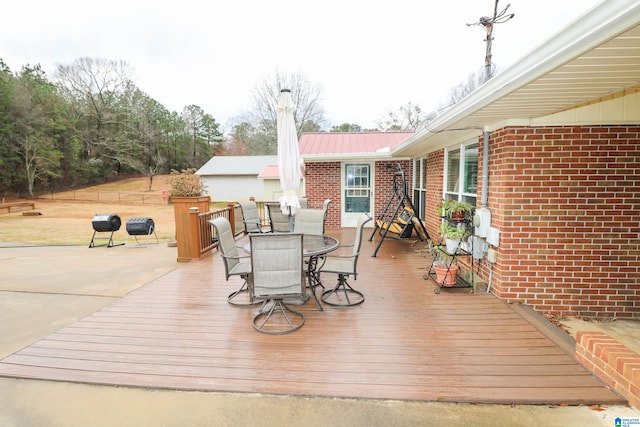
[0,177,177,246]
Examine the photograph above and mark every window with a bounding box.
[444,141,478,206]
[412,158,426,219]
[344,164,371,213]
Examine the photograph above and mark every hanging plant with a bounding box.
[437,200,475,222]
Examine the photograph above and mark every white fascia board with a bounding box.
[392,0,640,156]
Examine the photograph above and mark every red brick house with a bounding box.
[299,131,415,229]
[302,1,640,320]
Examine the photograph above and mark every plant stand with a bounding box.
[424,218,475,294]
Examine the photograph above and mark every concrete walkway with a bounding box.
[0,244,638,426]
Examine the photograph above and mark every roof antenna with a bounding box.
[467,0,515,82]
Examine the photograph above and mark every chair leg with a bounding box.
[304,256,324,311]
[253,300,305,335]
[321,274,365,307]
[227,278,260,306]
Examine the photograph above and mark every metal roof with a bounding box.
[299,131,414,161]
[257,164,279,179]
[392,0,640,158]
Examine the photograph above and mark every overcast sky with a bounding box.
[2,0,603,131]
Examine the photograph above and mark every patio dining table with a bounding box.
[244,234,339,310]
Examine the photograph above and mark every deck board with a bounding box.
[0,229,625,405]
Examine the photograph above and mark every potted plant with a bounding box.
[168,168,206,198]
[438,200,475,223]
[168,168,210,261]
[439,221,469,254]
[431,248,458,287]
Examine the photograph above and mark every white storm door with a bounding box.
[341,163,372,227]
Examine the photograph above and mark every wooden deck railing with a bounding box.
[181,199,281,261]
[251,198,274,228]
[187,201,275,260]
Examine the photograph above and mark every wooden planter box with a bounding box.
[170,196,211,262]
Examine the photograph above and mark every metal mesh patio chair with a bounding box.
[209,217,255,306]
[318,214,372,307]
[293,208,325,235]
[239,201,267,234]
[249,233,306,334]
[292,208,329,309]
[322,199,332,233]
[266,203,292,233]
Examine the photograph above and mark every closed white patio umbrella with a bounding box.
[277,89,302,226]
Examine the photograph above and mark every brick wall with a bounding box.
[305,160,412,229]
[576,331,640,409]
[305,162,341,229]
[422,126,639,318]
[425,151,445,239]
[489,126,640,319]
[373,160,412,221]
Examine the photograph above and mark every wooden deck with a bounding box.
[0,229,625,405]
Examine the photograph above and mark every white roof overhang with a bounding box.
[392,0,640,158]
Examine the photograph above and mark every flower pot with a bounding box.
[433,262,458,287]
[450,209,466,223]
[445,238,461,254]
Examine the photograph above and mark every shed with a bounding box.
[196,155,277,202]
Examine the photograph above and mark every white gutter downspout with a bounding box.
[481,129,489,209]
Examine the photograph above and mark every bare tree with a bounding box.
[246,70,326,154]
[446,69,487,106]
[54,57,134,166]
[376,102,433,131]
[116,89,169,191]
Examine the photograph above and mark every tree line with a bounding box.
[1,56,484,198]
[0,57,222,197]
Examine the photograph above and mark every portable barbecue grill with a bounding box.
[125,217,158,247]
[89,214,122,248]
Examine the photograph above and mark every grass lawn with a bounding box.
[0,176,180,246]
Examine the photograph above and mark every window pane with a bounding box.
[444,143,477,208]
[345,164,370,213]
[447,148,460,193]
[463,144,478,194]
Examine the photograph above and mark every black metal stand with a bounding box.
[89,230,120,248]
[425,218,475,294]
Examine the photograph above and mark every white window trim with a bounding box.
[443,140,478,202]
